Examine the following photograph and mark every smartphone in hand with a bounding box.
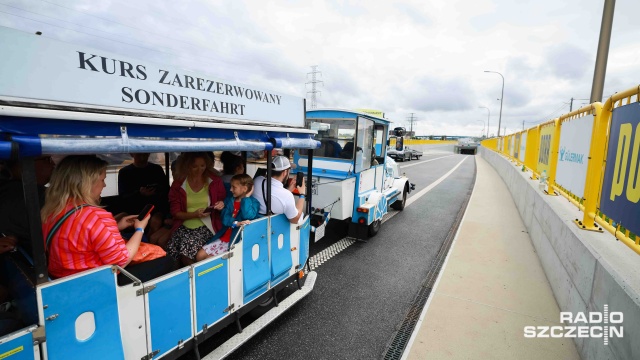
[296,172,304,187]
[203,206,214,214]
[138,204,155,221]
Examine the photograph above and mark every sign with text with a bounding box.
[600,103,640,236]
[0,27,304,127]
[556,116,593,198]
[537,124,555,175]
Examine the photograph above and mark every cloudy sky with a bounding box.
[1,0,639,137]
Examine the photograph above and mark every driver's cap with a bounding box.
[271,156,291,171]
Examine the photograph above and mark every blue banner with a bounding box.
[600,103,640,235]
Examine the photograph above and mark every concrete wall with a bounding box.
[479,147,640,360]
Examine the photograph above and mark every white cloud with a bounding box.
[1,0,639,137]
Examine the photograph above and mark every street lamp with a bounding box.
[484,71,504,137]
[478,106,490,138]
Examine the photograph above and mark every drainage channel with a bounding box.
[381,166,476,360]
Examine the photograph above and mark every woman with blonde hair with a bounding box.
[42,155,174,281]
[167,152,226,266]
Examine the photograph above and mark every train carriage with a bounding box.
[0,27,318,360]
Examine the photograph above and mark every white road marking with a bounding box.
[307,156,468,270]
[399,155,454,169]
[406,157,467,207]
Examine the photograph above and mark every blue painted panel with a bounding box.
[148,271,192,357]
[299,216,311,268]
[242,220,270,302]
[600,103,640,236]
[193,258,229,330]
[0,328,35,360]
[40,267,124,360]
[270,215,293,285]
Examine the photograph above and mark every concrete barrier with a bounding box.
[479,146,640,360]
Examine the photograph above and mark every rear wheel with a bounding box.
[368,219,381,237]
[392,186,407,211]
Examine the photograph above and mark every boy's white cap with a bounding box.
[271,156,291,171]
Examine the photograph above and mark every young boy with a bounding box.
[196,174,260,260]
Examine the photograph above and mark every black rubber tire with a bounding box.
[368,219,381,237]
[391,186,407,211]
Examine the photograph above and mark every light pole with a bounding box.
[478,106,490,138]
[484,71,504,137]
[476,120,485,138]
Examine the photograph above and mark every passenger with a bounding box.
[166,152,226,266]
[41,155,175,281]
[195,174,260,260]
[0,156,55,256]
[117,153,168,237]
[340,141,355,159]
[219,151,244,193]
[0,235,22,336]
[252,156,306,224]
[322,139,342,158]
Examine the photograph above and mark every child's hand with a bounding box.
[213,201,224,210]
[245,187,254,198]
[237,220,251,226]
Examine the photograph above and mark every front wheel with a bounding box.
[392,186,408,211]
[368,219,381,237]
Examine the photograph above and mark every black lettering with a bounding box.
[245,89,254,99]
[171,74,183,88]
[191,97,201,110]
[101,57,117,74]
[159,70,171,85]
[233,86,244,98]
[274,95,281,104]
[269,94,278,104]
[216,82,223,94]
[152,91,164,106]
[202,99,210,111]
[238,104,245,115]
[225,84,232,96]
[230,103,238,114]
[136,65,147,80]
[210,101,219,112]
[135,89,150,104]
[77,52,99,71]
[197,78,204,91]
[179,95,189,109]
[253,90,263,101]
[167,93,178,107]
[184,75,195,89]
[119,61,135,78]
[221,102,230,113]
[121,87,133,102]
[206,80,215,93]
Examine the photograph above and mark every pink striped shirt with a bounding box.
[43,202,130,278]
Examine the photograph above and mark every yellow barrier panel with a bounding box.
[537,121,555,178]
[485,85,640,255]
[552,104,600,213]
[525,126,540,175]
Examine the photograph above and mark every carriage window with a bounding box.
[374,125,385,157]
[304,119,356,159]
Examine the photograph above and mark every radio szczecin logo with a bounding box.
[524,305,623,345]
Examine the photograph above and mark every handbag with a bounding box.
[130,242,166,265]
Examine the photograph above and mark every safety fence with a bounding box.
[481,85,640,255]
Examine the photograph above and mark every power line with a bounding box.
[35,0,223,55]
[0,10,249,75]
[0,3,177,55]
[306,65,323,109]
[406,113,419,136]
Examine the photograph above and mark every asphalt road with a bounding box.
[188,145,477,360]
